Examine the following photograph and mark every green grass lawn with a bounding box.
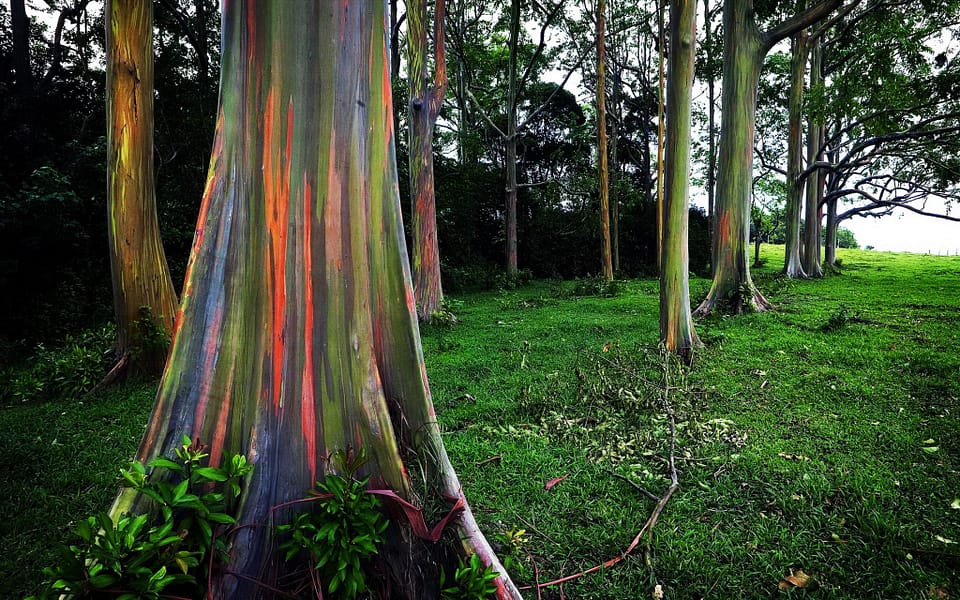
[2,245,958,599]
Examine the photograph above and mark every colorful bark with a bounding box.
[597,0,613,280]
[105,0,178,376]
[660,0,702,358]
[803,39,825,277]
[407,0,448,320]
[784,29,809,279]
[111,3,518,598]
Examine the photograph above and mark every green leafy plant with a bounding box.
[570,275,621,298]
[276,454,389,599]
[440,553,499,600]
[493,527,529,580]
[28,435,252,600]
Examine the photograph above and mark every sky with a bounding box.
[843,208,960,255]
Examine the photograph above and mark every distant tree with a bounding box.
[835,226,858,249]
[105,0,178,378]
[694,0,843,316]
[660,0,701,357]
[407,0,448,320]
[110,2,518,597]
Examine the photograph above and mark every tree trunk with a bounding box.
[10,0,32,94]
[703,0,717,275]
[824,196,838,267]
[408,0,447,321]
[661,0,702,358]
[694,1,772,315]
[597,0,613,280]
[110,3,519,598]
[505,0,520,275]
[783,29,808,278]
[803,39,824,277]
[610,103,621,273]
[105,0,178,378]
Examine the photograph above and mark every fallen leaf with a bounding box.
[544,474,570,491]
[923,446,940,454]
[777,452,810,462]
[935,535,956,544]
[778,569,812,591]
[951,498,960,510]
[602,341,612,352]
[928,587,949,599]
[923,438,936,445]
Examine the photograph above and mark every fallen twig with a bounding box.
[604,468,659,502]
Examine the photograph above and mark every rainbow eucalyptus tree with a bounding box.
[782,27,808,279]
[597,0,613,281]
[694,0,842,315]
[111,2,519,598]
[802,39,825,277]
[105,0,178,377]
[407,0,448,320]
[660,0,701,357]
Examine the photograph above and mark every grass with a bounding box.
[2,245,959,599]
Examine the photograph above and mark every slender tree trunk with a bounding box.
[783,29,808,278]
[694,1,772,315]
[824,196,838,267]
[661,0,701,358]
[803,39,824,277]
[597,0,613,280]
[408,0,447,320]
[505,0,520,275]
[105,0,178,377]
[703,0,717,274]
[391,0,401,78]
[111,3,519,598]
[610,103,621,273]
[11,0,33,94]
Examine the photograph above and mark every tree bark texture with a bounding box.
[407,0,447,320]
[597,0,613,280]
[661,0,701,357]
[803,39,824,277]
[110,3,519,598]
[783,30,808,278]
[703,0,716,275]
[105,0,178,376]
[824,196,838,267]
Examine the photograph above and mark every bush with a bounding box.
[1,323,114,403]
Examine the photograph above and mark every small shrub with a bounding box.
[277,472,389,599]
[3,323,114,403]
[28,436,252,600]
[441,553,500,600]
[570,275,621,298]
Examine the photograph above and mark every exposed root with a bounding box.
[87,351,131,396]
[694,284,775,318]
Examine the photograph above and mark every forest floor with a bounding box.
[2,245,959,599]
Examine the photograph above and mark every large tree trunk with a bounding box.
[105,0,178,377]
[661,0,701,357]
[803,39,824,277]
[10,0,33,94]
[597,0,613,280]
[408,0,447,320]
[694,1,772,315]
[783,29,808,278]
[695,0,842,315]
[110,3,519,598]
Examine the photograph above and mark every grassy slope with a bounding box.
[2,246,958,599]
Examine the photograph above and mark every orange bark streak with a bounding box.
[301,176,317,481]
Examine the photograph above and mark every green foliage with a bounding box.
[27,435,252,600]
[1,324,114,404]
[569,275,622,298]
[493,527,529,580]
[440,553,499,600]
[277,470,389,599]
[835,227,859,249]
